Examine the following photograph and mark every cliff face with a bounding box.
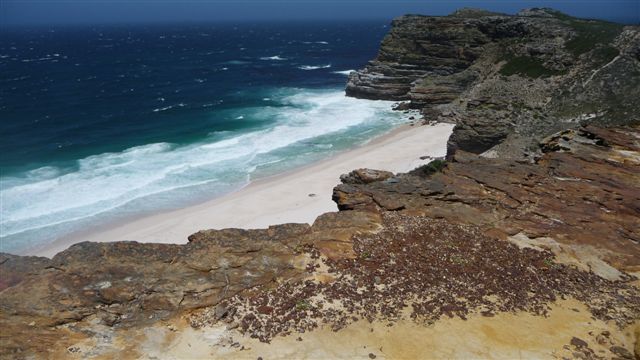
[1,8,639,359]
[346,8,640,158]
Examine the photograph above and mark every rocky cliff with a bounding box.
[2,125,638,359]
[346,8,640,158]
[1,8,639,359]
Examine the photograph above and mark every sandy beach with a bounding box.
[31,122,454,257]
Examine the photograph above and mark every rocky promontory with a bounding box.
[1,8,639,359]
[346,8,640,157]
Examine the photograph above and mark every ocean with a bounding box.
[0,21,410,254]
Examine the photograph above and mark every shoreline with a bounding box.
[28,122,454,258]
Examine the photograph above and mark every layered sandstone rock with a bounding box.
[333,126,640,276]
[0,212,384,357]
[346,8,640,158]
[2,125,638,359]
[1,8,639,359]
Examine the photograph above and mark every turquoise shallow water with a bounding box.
[0,22,405,253]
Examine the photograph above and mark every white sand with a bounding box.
[32,123,453,257]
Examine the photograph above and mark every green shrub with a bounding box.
[499,56,565,78]
[409,159,447,177]
[592,46,620,65]
[564,20,623,56]
[295,300,310,311]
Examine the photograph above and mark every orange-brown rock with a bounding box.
[1,127,638,358]
[333,126,640,273]
[0,212,385,358]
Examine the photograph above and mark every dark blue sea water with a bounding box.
[0,21,409,253]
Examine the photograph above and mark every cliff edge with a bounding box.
[1,8,639,359]
[346,8,640,158]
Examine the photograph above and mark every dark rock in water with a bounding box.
[346,9,639,158]
[392,102,412,111]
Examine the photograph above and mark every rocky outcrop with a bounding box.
[2,125,638,359]
[339,168,394,184]
[345,13,490,101]
[346,8,640,158]
[0,211,388,357]
[1,8,639,359]
[0,227,305,356]
[333,126,640,276]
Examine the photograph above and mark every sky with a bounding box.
[1,0,639,26]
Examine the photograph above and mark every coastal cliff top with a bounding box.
[1,8,639,359]
[347,7,639,159]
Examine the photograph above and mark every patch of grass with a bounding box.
[543,258,561,269]
[524,10,623,57]
[563,19,623,56]
[499,55,565,78]
[409,159,447,177]
[425,159,446,172]
[450,8,506,19]
[543,8,575,21]
[295,300,310,311]
[592,45,620,65]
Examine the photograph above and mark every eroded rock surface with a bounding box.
[0,212,385,358]
[1,8,640,359]
[333,126,640,275]
[346,8,640,158]
[1,226,303,356]
[2,125,638,359]
[192,214,638,343]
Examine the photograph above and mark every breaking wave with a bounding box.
[260,55,287,61]
[0,88,408,253]
[298,64,332,70]
[333,69,355,75]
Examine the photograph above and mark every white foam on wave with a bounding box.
[0,89,405,251]
[260,55,287,61]
[298,64,332,70]
[152,103,186,113]
[333,69,355,75]
[222,60,250,65]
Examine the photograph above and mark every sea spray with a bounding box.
[0,21,393,253]
[0,88,408,253]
